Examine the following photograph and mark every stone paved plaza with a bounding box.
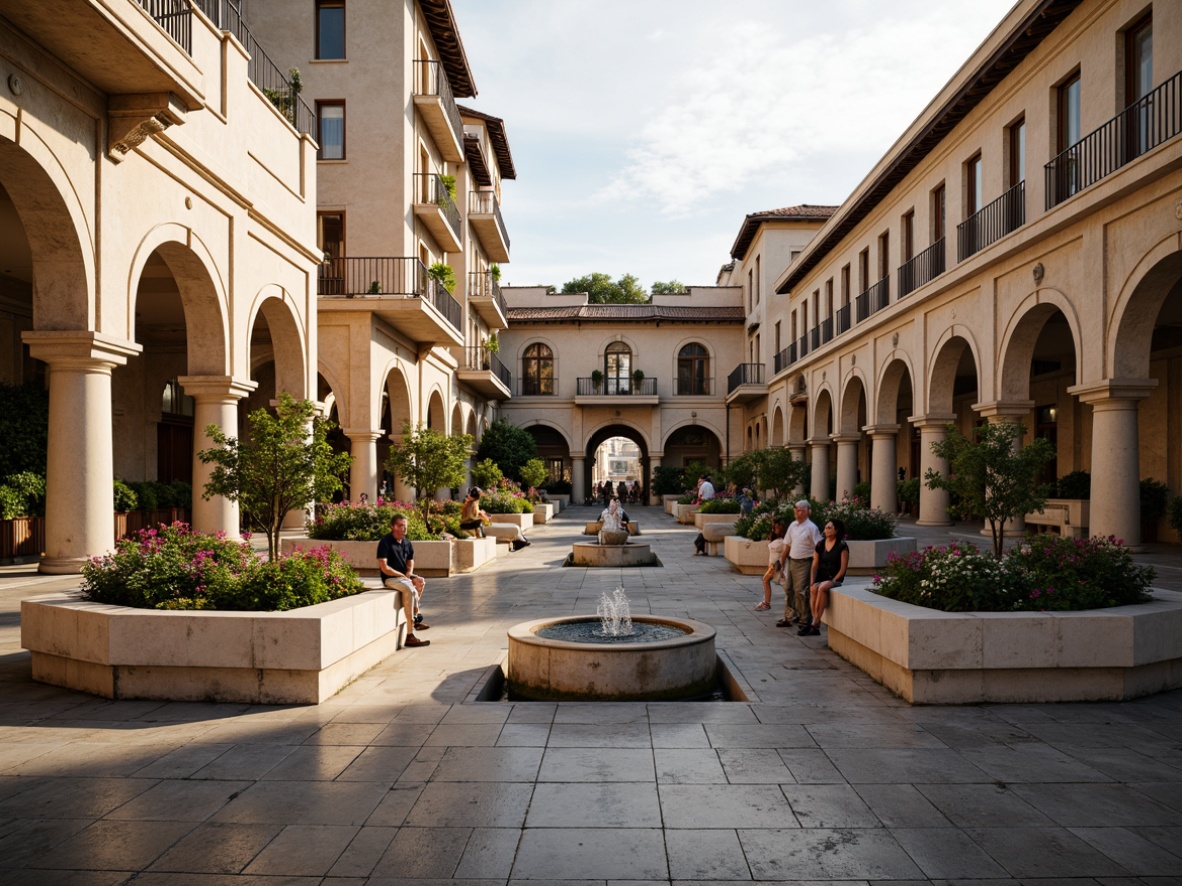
[1,506,1181,883]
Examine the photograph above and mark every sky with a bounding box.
[450,0,1019,291]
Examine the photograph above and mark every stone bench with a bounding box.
[701,522,736,556]
[583,521,640,536]
[1025,499,1089,539]
[486,522,524,545]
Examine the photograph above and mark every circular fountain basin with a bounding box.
[570,540,657,567]
[506,615,717,701]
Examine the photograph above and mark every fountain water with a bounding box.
[597,587,632,636]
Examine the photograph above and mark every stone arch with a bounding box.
[812,387,835,437]
[1110,238,1182,379]
[0,124,94,331]
[875,354,916,424]
[788,401,808,444]
[998,288,1083,401]
[318,363,349,425]
[425,388,446,430]
[247,286,308,400]
[465,411,477,437]
[523,419,574,452]
[451,402,463,438]
[771,404,785,446]
[927,327,982,415]
[838,370,869,435]
[128,227,229,375]
[584,421,651,500]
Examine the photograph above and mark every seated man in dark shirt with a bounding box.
[376,514,430,648]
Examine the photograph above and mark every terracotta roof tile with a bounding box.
[730,205,839,260]
[507,305,745,323]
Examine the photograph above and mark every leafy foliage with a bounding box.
[112,479,138,513]
[1140,477,1169,523]
[475,419,537,482]
[561,272,649,304]
[723,448,807,501]
[697,497,741,514]
[0,383,49,479]
[650,280,686,294]
[384,422,472,526]
[652,466,684,496]
[81,523,364,611]
[809,496,897,541]
[428,262,457,294]
[1055,470,1091,499]
[309,500,435,541]
[734,500,787,540]
[896,478,921,511]
[0,472,46,519]
[198,395,351,560]
[519,458,548,491]
[470,458,504,490]
[925,421,1054,559]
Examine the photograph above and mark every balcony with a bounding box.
[773,342,798,375]
[575,376,659,405]
[468,191,511,262]
[1047,69,1182,210]
[855,276,890,323]
[467,271,508,329]
[413,174,462,253]
[835,303,852,335]
[4,0,204,112]
[958,181,1025,261]
[676,377,712,396]
[318,257,464,346]
[726,363,766,404]
[456,347,511,400]
[413,59,465,162]
[898,238,946,298]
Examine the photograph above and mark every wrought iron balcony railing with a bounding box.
[576,377,658,396]
[413,59,464,143]
[855,276,889,322]
[468,271,507,311]
[835,303,852,335]
[1047,69,1182,210]
[726,363,765,394]
[317,257,462,331]
[958,181,1025,261]
[194,0,316,134]
[774,342,798,374]
[139,0,191,53]
[821,316,834,345]
[898,237,946,297]
[415,173,461,232]
[464,347,511,388]
[468,190,511,252]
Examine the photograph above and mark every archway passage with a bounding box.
[524,425,572,491]
[584,424,649,506]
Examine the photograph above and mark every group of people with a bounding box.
[757,499,847,636]
[592,479,641,506]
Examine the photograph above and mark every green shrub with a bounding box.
[0,383,49,479]
[698,497,741,514]
[652,466,684,496]
[1170,495,1182,541]
[481,490,530,514]
[113,479,138,512]
[542,478,572,495]
[470,458,503,490]
[676,493,696,505]
[81,523,363,611]
[852,481,871,502]
[0,471,46,519]
[734,500,788,540]
[873,542,1011,611]
[811,497,896,541]
[130,482,159,511]
[1140,478,1169,523]
[307,500,436,540]
[1055,470,1090,499]
[896,478,920,511]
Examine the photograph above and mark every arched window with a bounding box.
[677,343,709,395]
[521,343,554,395]
[604,342,631,394]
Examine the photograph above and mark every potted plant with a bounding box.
[631,368,645,393]
[590,369,604,393]
[490,264,502,282]
[427,262,456,294]
[438,174,457,204]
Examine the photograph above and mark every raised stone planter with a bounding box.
[694,511,741,528]
[663,495,680,515]
[21,589,406,704]
[701,522,736,556]
[826,586,1182,704]
[488,511,534,530]
[723,536,770,574]
[845,537,918,575]
[531,503,555,524]
[673,503,699,524]
[549,494,570,510]
[280,537,495,576]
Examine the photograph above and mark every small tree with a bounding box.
[925,421,1054,559]
[198,394,351,560]
[475,418,537,482]
[520,457,548,491]
[470,458,503,490]
[723,448,807,501]
[385,422,473,526]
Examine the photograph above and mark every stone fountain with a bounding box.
[568,523,658,567]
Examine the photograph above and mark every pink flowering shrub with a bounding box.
[873,535,1153,611]
[308,500,434,541]
[82,523,363,611]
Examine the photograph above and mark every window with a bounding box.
[316,1,345,59]
[317,212,345,295]
[858,249,869,292]
[1126,15,1153,159]
[521,343,554,395]
[901,211,914,262]
[840,264,850,304]
[755,256,761,304]
[162,379,194,417]
[774,320,781,353]
[317,101,345,160]
[1008,116,1026,187]
[1056,72,1082,198]
[877,230,890,280]
[824,279,833,316]
[966,153,983,216]
[604,342,632,394]
[747,269,753,312]
[932,183,946,242]
[677,343,709,395]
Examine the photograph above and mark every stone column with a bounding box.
[788,444,807,497]
[911,415,956,526]
[388,432,415,503]
[23,331,141,574]
[1070,380,1156,546]
[974,401,1035,536]
[572,455,586,503]
[832,434,861,502]
[809,438,830,502]
[179,376,258,536]
[342,428,384,503]
[866,424,900,512]
[648,456,661,505]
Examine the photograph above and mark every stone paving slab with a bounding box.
[0,506,1181,881]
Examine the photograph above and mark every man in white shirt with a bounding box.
[778,499,822,628]
[698,474,715,501]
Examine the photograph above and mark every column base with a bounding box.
[915,519,953,527]
[38,556,89,575]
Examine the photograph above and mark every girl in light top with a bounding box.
[757,518,786,611]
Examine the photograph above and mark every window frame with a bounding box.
[677,342,710,396]
[316,100,346,160]
[521,343,554,396]
[315,0,346,60]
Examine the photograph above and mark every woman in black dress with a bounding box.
[802,518,848,636]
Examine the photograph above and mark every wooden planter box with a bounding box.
[724,536,770,574]
[0,515,44,562]
[531,503,555,524]
[845,537,918,575]
[827,586,1182,704]
[22,589,405,704]
[280,537,495,577]
[694,511,742,528]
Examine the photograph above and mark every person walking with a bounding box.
[803,518,848,636]
[777,500,822,628]
[756,518,787,611]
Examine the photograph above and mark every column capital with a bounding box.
[178,375,257,400]
[807,437,831,448]
[909,413,957,430]
[830,433,862,445]
[341,427,386,442]
[22,330,141,367]
[862,423,900,437]
[1068,378,1158,404]
[972,399,1034,419]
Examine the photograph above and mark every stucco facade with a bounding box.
[0,1,319,571]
